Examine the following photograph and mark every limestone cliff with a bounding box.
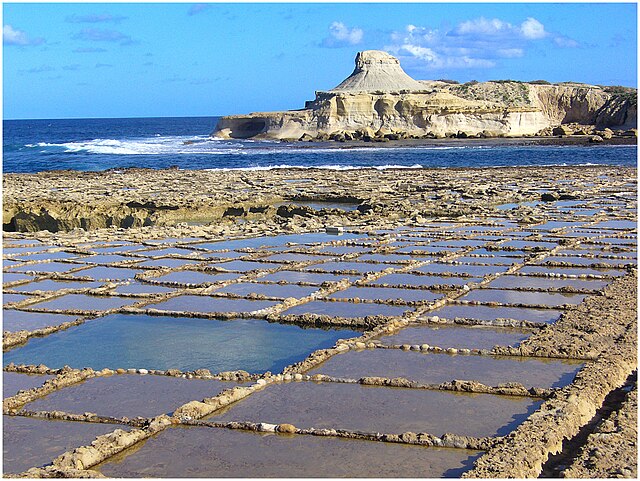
[212,51,636,140]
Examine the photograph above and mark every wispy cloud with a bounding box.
[3,24,45,46]
[386,16,552,73]
[188,4,211,16]
[553,35,581,48]
[19,65,54,74]
[66,13,127,24]
[95,63,113,68]
[62,64,81,71]
[321,21,363,48]
[73,28,134,45]
[73,47,107,53]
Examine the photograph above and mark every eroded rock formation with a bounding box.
[212,51,637,140]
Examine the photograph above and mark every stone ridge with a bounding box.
[330,50,426,93]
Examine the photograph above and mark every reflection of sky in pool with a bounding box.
[3,314,360,374]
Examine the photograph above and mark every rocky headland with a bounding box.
[212,50,637,141]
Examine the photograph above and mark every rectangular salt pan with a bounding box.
[427,304,562,324]
[145,295,278,314]
[3,314,359,373]
[211,381,541,438]
[96,425,481,478]
[369,273,480,288]
[24,375,238,419]
[459,289,586,307]
[305,261,396,274]
[154,270,241,285]
[413,264,508,277]
[281,300,409,318]
[308,349,582,389]
[10,279,104,293]
[3,310,80,332]
[259,271,359,285]
[26,294,136,312]
[376,324,530,350]
[3,372,53,399]
[3,416,127,474]
[215,283,317,299]
[70,266,143,281]
[519,265,627,277]
[486,275,609,291]
[327,286,443,303]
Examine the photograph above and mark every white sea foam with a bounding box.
[24,135,482,156]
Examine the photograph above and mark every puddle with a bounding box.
[69,266,142,281]
[3,314,359,373]
[153,270,241,286]
[136,258,203,269]
[138,247,197,257]
[413,264,508,277]
[2,273,34,285]
[25,375,238,419]
[9,279,104,293]
[430,240,488,248]
[211,381,541,438]
[396,245,459,255]
[211,260,278,272]
[327,286,443,303]
[3,294,31,305]
[87,245,146,254]
[260,253,329,263]
[3,415,127,474]
[459,289,586,307]
[354,253,417,263]
[96,425,481,478]
[2,310,80,332]
[532,221,586,231]
[144,237,202,245]
[78,254,140,265]
[376,324,530,350]
[451,256,518,266]
[518,265,627,277]
[468,248,527,257]
[308,349,582,389]
[368,274,481,288]
[13,252,80,262]
[260,271,359,285]
[6,262,82,274]
[3,372,53,398]
[500,240,557,250]
[590,220,637,230]
[427,305,562,324]
[26,294,136,312]
[486,275,609,291]
[111,283,176,295]
[316,246,371,255]
[145,295,278,314]
[536,256,636,267]
[215,283,317,299]
[281,300,409,318]
[305,261,397,274]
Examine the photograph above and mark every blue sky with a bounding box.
[3,2,637,119]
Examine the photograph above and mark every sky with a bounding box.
[3,2,637,119]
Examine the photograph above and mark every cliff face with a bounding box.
[212,51,637,140]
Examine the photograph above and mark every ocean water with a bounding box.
[3,116,637,173]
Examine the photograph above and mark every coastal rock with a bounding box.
[211,51,636,140]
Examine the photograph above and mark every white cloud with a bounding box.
[321,21,363,48]
[521,17,547,39]
[3,24,44,46]
[386,16,552,73]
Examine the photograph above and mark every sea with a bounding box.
[2,116,637,174]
